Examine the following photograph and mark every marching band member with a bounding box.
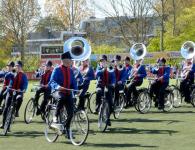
[72,61,83,87]
[1,61,28,129]
[34,60,53,115]
[113,55,127,105]
[149,57,170,109]
[126,58,147,107]
[180,58,195,103]
[124,56,132,79]
[49,52,78,139]
[95,55,116,126]
[0,61,15,108]
[77,59,95,110]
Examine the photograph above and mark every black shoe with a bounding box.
[15,112,19,117]
[65,130,70,139]
[36,109,41,116]
[124,103,129,109]
[106,119,111,126]
[93,110,99,114]
[154,102,158,108]
[77,107,85,111]
[158,106,164,110]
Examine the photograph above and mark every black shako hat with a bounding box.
[61,52,72,60]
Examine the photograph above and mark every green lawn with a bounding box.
[1,80,195,150]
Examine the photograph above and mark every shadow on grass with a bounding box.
[59,141,158,148]
[108,127,178,135]
[112,118,183,124]
[3,131,44,138]
[85,142,158,148]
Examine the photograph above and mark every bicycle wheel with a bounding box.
[137,91,152,114]
[163,91,174,112]
[190,89,195,107]
[24,98,36,124]
[0,102,5,126]
[70,110,89,146]
[98,102,109,132]
[89,92,96,113]
[3,106,13,136]
[171,86,182,108]
[134,93,140,112]
[113,93,125,119]
[44,105,59,143]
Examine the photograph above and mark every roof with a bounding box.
[27,31,87,42]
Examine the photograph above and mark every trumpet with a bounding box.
[117,64,124,71]
[107,64,115,73]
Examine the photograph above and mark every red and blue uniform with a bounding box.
[129,64,147,82]
[2,72,28,127]
[95,66,116,118]
[150,66,170,83]
[49,65,78,131]
[96,66,116,88]
[34,70,52,114]
[114,66,127,105]
[8,72,28,91]
[49,65,78,92]
[126,64,146,107]
[149,65,170,108]
[77,66,95,110]
[125,64,132,80]
[0,72,14,106]
[180,62,195,103]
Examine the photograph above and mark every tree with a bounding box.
[151,0,168,51]
[35,16,66,32]
[148,6,195,52]
[0,0,40,62]
[44,0,92,30]
[92,0,154,46]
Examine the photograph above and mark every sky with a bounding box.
[38,0,110,18]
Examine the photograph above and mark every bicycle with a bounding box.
[24,85,51,124]
[97,87,111,132]
[170,73,195,107]
[44,88,89,146]
[2,88,25,136]
[0,88,7,126]
[148,78,174,112]
[124,79,152,114]
[75,91,93,114]
[113,89,125,119]
[97,86,121,132]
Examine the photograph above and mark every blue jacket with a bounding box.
[114,66,127,84]
[181,63,195,80]
[49,65,78,92]
[72,67,83,86]
[96,66,116,87]
[80,66,95,85]
[129,64,147,82]
[151,66,170,83]
[9,72,28,91]
[40,70,52,85]
[125,65,133,80]
[0,71,7,78]
[79,66,95,97]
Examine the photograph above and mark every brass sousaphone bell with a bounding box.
[63,37,91,61]
[130,43,147,60]
[181,41,195,59]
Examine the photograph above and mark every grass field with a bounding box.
[1,80,195,150]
